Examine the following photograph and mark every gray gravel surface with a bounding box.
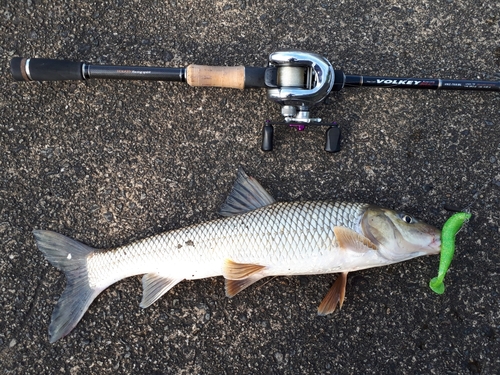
[1,0,499,374]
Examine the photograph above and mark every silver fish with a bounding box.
[34,169,441,342]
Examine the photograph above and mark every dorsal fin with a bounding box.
[218,169,276,217]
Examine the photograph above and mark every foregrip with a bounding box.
[186,65,266,89]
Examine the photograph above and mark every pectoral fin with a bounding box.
[140,274,183,308]
[317,272,348,316]
[223,259,266,297]
[333,226,378,253]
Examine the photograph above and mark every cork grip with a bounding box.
[186,65,245,89]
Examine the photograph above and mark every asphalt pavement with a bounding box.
[1,0,499,374]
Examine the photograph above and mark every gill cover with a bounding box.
[361,206,441,262]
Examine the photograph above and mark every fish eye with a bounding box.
[401,214,414,224]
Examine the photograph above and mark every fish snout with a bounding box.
[426,228,442,254]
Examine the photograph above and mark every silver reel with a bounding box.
[262,51,342,152]
[266,51,338,123]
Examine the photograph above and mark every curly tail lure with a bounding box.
[429,212,472,294]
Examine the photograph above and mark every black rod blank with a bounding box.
[11,57,186,82]
[84,64,185,81]
[344,74,499,91]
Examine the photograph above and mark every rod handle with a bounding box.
[11,57,84,81]
[186,65,245,89]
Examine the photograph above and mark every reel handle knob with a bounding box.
[261,123,274,151]
[325,125,341,153]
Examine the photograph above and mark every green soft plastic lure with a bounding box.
[429,212,472,294]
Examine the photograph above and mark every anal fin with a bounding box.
[334,226,378,253]
[317,272,348,316]
[140,273,183,308]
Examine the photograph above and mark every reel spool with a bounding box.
[277,66,307,88]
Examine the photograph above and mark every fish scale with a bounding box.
[87,201,368,290]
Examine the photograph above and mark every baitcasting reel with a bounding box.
[263,51,344,152]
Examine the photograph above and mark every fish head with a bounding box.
[361,205,441,262]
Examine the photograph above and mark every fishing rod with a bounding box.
[10,51,500,152]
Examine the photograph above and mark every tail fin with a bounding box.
[33,230,102,343]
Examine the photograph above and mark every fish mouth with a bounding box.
[427,236,441,254]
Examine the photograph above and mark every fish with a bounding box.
[33,169,441,342]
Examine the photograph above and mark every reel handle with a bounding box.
[261,121,342,153]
